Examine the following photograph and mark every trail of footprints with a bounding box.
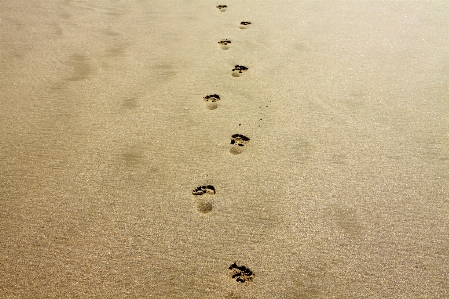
[192,3,256,286]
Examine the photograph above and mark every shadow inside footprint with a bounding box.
[239,21,251,29]
[192,185,216,214]
[203,94,220,110]
[218,39,232,50]
[232,65,248,77]
[216,5,227,12]
[230,134,250,155]
[228,262,254,283]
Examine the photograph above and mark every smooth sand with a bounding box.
[1,1,448,298]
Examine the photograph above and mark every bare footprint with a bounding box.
[239,21,251,29]
[203,94,220,110]
[216,5,227,12]
[218,39,232,50]
[228,262,255,283]
[232,65,248,77]
[192,185,216,214]
[230,134,250,155]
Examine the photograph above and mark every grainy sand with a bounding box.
[1,1,448,298]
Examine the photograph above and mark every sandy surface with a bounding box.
[1,1,448,298]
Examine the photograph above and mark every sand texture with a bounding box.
[1,0,448,298]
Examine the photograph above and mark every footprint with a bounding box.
[239,21,251,29]
[192,185,216,214]
[230,134,250,155]
[203,94,221,110]
[232,65,248,77]
[228,262,255,283]
[216,5,227,12]
[218,39,232,50]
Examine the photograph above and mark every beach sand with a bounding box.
[1,1,448,298]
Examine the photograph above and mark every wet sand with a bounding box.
[1,1,448,298]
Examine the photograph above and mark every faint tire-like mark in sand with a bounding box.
[66,54,93,82]
[122,97,140,109]
[325,205,364,239]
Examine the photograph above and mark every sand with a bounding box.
[1,0,448,298]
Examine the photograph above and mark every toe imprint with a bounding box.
[239,21,251,29]
[218,39,232,50]
[203,94,221,110]
[228,262,254,283]
[216,5,227,12]
[192,185,216,195]
[230,134,250,155]
[232,65,248,77]
[192,185,216,214]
